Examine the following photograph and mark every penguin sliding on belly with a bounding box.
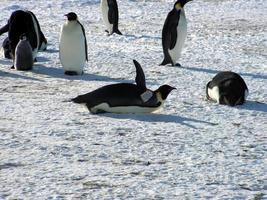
[206,71,249,106]
[59,12,88,75]
[161,0,192,67]
[72,60,176,114]
[101,0,122,35]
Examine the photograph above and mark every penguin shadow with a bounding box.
[36,56,50,63]
[102,113,217,129]
[124,34,161,41]
[180,66,267,80]
[0,58,12,66]
[239,100,267,113]
[33,64,122,83]
[0,68,43,82]
[45,49,59,53]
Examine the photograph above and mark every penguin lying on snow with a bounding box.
[72,60,176,114]
[161,0,192,67]
[59,12,88,75]
[101,0,122,35]
[206,71,249,106]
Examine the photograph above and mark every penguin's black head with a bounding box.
[174,0,192,9]
[65,12,78,21]
[155,85,176,100]
[19,34,27,40]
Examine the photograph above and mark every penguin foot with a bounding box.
[175,63,181,67]
[10,65,15,69]
[65,71,79,76]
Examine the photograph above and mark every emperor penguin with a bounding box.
[0,11,47,56]
[27,11,48,51]
[0,10,41,64]
[71,60,176,114]
[59,12,88,75]
[14,35,33,71]
[160,0,192,67]
[101,0,122,35]
[206,71,249,106]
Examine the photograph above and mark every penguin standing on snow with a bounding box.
[14,35,33,71]
[101,0,122,35]
[0,10,40,66]
[71,60,176,114]
[160,0,192,66]
[0,10,47,60]
[206,71,249,106]
[59,12,88,75]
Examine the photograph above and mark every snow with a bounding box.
[0,0,266,199]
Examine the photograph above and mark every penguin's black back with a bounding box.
[209,72,248,90]
[72,83,159,108]
[161,9,180,65]
[208,72,248,106]
[8,10,38,56]
[27,11,47,50]
[107,0,122,35]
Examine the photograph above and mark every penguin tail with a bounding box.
[160,58,171,66]
[114,29,122,35]
[65,71,79,76]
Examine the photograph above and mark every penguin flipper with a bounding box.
[169,10,180,50]
[133,60,146,91]
[0,23,9,35]
[161,10,179,66]
[169,25,178,50]
[78,21,88,61]
[108,2,116,24]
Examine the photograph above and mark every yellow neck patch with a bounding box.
[175,3,182,10]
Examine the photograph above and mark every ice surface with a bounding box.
[0,0,266,199]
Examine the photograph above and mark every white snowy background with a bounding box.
[0,0,266,199]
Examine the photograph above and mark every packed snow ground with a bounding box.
[0,0,266,199]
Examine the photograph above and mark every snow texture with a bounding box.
[0,0,266,199]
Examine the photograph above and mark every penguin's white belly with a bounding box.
[60,28,85,74]
[29,13,40,60]
[90,103,163,114]
[168,14,187,64]
[101,0,113,33]
[208,86,220,103]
